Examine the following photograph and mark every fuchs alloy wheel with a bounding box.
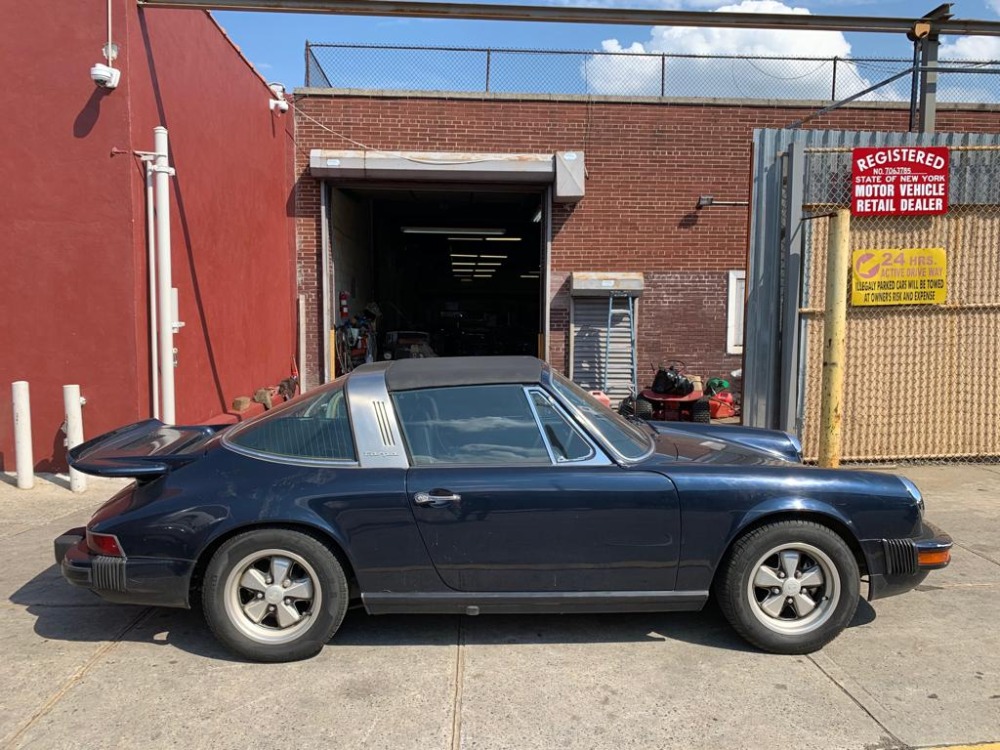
[716,520,860,654]
[202,529,348,662]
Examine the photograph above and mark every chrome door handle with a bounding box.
[414,491,461,508]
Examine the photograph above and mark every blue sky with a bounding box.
[214,0,1000,90]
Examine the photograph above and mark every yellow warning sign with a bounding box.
[851,248,947,306]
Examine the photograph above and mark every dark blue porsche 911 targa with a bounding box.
[55,356,952,662]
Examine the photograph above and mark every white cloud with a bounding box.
[939,35,1000,61]
[583,0,885,100]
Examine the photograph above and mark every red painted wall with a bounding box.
[0,2,295,472]
[292,94,1000,388]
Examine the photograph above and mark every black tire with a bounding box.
[691,398,711,423]
[635,396,654,420]
[715,520,860,654]
[202,528,349,662]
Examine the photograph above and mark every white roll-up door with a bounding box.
[570,297,636,401]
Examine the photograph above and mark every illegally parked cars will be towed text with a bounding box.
[55,357,951,662]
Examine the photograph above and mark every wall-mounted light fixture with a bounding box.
[697,195,749,209]
[403,227,505,236]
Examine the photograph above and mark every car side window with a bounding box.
[226,384,356,461]
[394,385,550,465]
[529,390,593,462]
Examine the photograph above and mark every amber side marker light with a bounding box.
[918,548,951,568]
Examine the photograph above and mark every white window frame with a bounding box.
[727,270,746,355]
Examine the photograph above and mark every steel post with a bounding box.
[818,209,850,468]
[918,35,940,133]
[12,381,33,490]
[63,385,87,493]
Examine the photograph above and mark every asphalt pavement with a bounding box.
[1,465,998,750]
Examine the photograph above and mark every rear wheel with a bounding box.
[202,529,349,662]
[716,520,859,654]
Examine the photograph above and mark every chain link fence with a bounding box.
[796,145,1000,463]
[305,43,1000,104]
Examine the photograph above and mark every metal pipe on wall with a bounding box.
[298,294,308,393]
[12,381,33,490]
[154,126,177,423]
[146,163,159,419]
[63,385,87,493]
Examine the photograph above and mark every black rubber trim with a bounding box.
[362,590,708,615]
[54,528,85,565]
[381,356,543,392]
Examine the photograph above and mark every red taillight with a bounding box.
[86,530,124,557]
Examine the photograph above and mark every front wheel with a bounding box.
[202,529,349,662]
[716,520,860,654]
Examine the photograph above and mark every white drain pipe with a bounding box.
[12,381,33,490]
[146,161,159,419]
[63,385,87,493]
[298,294,308,393]
[153,127,176,424]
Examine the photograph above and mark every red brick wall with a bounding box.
[293,94,1000,388]
[0,2,295,472]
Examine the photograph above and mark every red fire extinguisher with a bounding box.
[339,291,350,321]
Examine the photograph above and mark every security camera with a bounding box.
[269,98,290,113]
[90,63,121,89]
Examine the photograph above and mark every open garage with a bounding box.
[329,186,545,364]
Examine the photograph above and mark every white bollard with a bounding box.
[63,385,87,493]
[12,381,33,490]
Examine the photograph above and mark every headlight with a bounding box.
[899,477,924,515]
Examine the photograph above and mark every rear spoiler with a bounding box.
[68,419,221,479]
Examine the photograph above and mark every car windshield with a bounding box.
[549,372,652,460]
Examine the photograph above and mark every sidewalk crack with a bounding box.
[807,653,908,749]
[450,617,466,750]
[1,607,153,749]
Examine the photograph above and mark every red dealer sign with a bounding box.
[851,146,949,217]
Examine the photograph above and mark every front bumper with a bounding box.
[867,519,953,602]
[54,527,194,608]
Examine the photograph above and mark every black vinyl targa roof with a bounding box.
[380,356,544,392]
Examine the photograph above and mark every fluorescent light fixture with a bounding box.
[450,254,478,258]
[520,274,540,279]
[401,227,504,236]
[532,208,543,223]
[452,261,477,266]
[479,255,508,260]
[473,274,492,278]
[477,262,502,266]
[486,237,521,242]
[448,237,484,242]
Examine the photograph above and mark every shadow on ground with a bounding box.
[10,563,877,662]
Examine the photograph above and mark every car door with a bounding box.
[394,384,680,592]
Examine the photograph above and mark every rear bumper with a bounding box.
[866,519,953,602]
[54,527,193,608]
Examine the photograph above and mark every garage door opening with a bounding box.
[328,186,546,368]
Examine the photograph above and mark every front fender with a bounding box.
[726,497,871,576]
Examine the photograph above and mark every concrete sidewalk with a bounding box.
[1,467,998,750]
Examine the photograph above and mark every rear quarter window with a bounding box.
[226,384,356,461]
